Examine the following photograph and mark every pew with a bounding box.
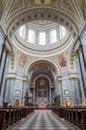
[0,108,22,129]
[51,106,86,130]
[0,107,35,130]
[21,107,35,118]
[0,110,6,130]
[51,107,64,118]
[64,107,86,130]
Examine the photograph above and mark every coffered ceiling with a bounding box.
[0,0,85,36]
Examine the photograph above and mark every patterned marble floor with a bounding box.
[10,110,79,130]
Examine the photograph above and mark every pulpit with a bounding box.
[25,91,32,106]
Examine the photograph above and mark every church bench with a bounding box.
[64,108,86,130]
[51,107,64,118]
[0,110,6,130]
[0,108,22,130]
[21,107,35,117]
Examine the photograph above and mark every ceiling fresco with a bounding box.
[0,0,85,35]
[28,60,57,82]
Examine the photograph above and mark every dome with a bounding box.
[12,20,72,56]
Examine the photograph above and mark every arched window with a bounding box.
[28,29,35,43]
[39,32,46,45]
[49,29,57,44]
[19,26,25,39]
[59,25,66,39]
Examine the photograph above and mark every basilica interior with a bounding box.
[0,0,86,130]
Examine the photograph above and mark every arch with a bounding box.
[6,7,79,37]
[25,59,61,76]
[33,74,53,85]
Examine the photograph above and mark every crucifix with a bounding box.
[40,0,45,3]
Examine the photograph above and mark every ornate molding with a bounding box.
[6,6,78,36]
[74,44,82,56]
[69,77,79,81]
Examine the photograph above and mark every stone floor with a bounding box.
[10,110,79,130]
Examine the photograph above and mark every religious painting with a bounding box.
[38,85,46,97]
[18,55,27,67]
[58,55,67,67]
[36,78,49,99]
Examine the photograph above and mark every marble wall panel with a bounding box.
[55,81,63,105]
[62,78,70,105]
[70,79,81,105]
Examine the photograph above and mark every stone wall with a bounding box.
[73,27,86,102]
[55,73,81,106]
[3,73,30,106]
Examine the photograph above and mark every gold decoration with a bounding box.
[65,99,70,107]
[74,45,83,56]
[62,0,74,13]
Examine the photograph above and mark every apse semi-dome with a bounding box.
[12,20,73,56]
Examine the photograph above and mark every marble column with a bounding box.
[74,79,81,104]
[22,80,28,105]
[49,88,51,104]
[0,48,6,83]
[79,51,86,90]
[78,52,86,96]
[8,78,15,105]
[0,53,9,103]
[0,44,3,58]
[58,80,63,106]
[69,78,81,106]
[0,35,7,65]
[76,55,86,103]
[4,79,11,103]
[33,88,35,104]
[78,36,86,70]
[55,80,63,106]
[0,46,9,90]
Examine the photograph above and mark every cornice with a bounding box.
[12,33,73,57]
[5,6,78,36]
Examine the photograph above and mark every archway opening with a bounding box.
[27,60,58,107]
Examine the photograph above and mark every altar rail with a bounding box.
[51,106,86,130]
[0,107,35,130]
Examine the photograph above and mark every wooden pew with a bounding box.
[64,107,86,130]
[51,106,86,130]
[21,107,35,118]
[0,106,35,130]
[51,107,64,118]
[0,110,6,130]
[0,107,22,130]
